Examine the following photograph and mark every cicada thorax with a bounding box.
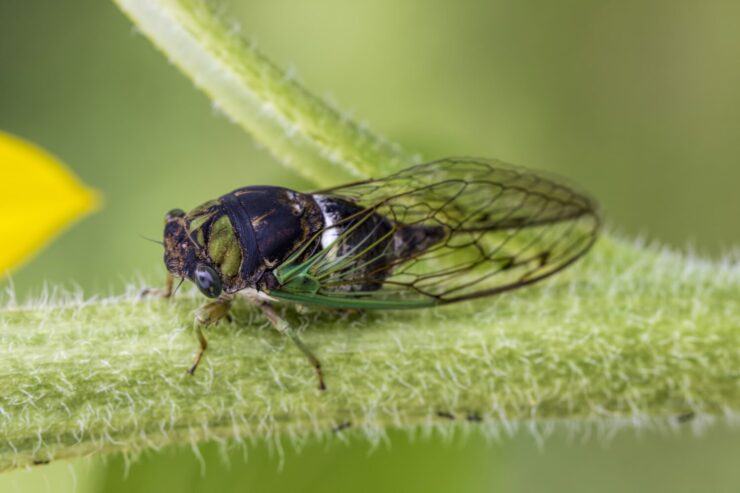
[182,186,324,292]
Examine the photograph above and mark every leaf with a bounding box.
[0,131,100,276]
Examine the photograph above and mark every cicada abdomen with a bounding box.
[306,195,445,292]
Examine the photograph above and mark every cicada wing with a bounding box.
[272,157,600,307]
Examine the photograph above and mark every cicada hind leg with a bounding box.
[259,302,326,391]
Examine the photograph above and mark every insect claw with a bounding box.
[138,273,175,300]
[138,287,171,299]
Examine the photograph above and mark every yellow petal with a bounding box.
[0,131,101,277]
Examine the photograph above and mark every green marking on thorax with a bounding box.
[187,199,220,232]
[195,229,206,248]
[207,214,241,278]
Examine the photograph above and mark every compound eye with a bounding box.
[193,264,222,298]
[166,208,186,221]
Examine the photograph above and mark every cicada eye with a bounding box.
[166,208,186,221]
[193,264,222,298]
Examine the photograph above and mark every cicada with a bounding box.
[155,158,600,389]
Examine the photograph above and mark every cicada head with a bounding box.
[162,201,243,298]
[162,208,198,281]
[163,207,226,298]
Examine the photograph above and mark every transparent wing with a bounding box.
[271,157,600,308]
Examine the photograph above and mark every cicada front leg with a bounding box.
[139,272,175,299]
[188,294,233,375]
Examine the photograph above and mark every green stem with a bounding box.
[114,0,418,186]
[1,237,739,471]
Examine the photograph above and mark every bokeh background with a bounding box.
[1,0,739,491]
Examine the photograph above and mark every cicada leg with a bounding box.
[259,302,326,391]
[188,295,233,375]
[140,272,175,299]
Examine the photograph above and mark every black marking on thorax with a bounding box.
[219,193,262,281]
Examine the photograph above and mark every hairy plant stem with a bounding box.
[2,237,739,470]
[114,0,418,186]
[1,0,738,473]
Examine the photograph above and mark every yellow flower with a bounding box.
[0,131,100,277]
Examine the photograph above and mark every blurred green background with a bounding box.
[1,0,739,491]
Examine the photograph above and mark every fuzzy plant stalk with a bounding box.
[1,0,738,472]
[114,0,418,185]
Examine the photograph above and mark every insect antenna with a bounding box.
[172,277,186,296]
[139,234,164,246]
